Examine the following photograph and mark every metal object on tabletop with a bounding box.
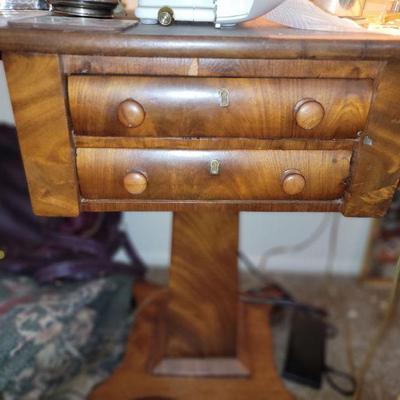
[135,0,285,28]
[49,0,118,17]
[0,0,48,10]
[157,6,173,26]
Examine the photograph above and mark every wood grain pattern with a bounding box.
[77,149,351,201]
[343,62,400,217]
[69,76,373,139]
[75,136,357,151]
[197,58,383,79]
[162,212,239,360]
[80,198,342,212]
[89,282,294,400]
[62,55,383,79]
[2,53,79,217]
[2,19,400,60]
[63,55,197,76]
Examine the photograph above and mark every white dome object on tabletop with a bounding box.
[135,0,286,28]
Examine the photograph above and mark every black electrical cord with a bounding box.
[239,250,327,317]
[325,366,357,396]
[240,294,327,318]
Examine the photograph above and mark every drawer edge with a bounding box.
[80,199,342,213]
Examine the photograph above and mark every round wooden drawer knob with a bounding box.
[124,171,148,195]
[295,99,325,130]
[118,99,146,128]
[282,170,306,196]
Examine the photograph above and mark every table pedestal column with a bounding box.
[90,211,293,400]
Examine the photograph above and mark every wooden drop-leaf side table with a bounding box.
[1,18,400,400]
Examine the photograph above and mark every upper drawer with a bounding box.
[68,76,373,139]
[77,149,351,201]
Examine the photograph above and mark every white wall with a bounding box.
[0,60,372,275]
[121,212,372,275]
[0,61,15,125]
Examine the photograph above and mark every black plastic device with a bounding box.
[282,309,326,389]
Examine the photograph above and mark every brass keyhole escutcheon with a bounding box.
[218,88,230,108]
[209,160,221,176]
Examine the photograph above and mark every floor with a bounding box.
[252,273,400,400]
[148,270,400,400]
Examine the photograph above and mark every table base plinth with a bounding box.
[89,281,294,400]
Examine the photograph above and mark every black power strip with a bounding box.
[283,309,326,389]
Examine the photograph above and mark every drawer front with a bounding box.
[69,76,372,139]
[77,149,351,201]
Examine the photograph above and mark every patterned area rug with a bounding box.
[0,275,134,400]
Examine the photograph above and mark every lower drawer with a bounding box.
[77,149,351,201]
